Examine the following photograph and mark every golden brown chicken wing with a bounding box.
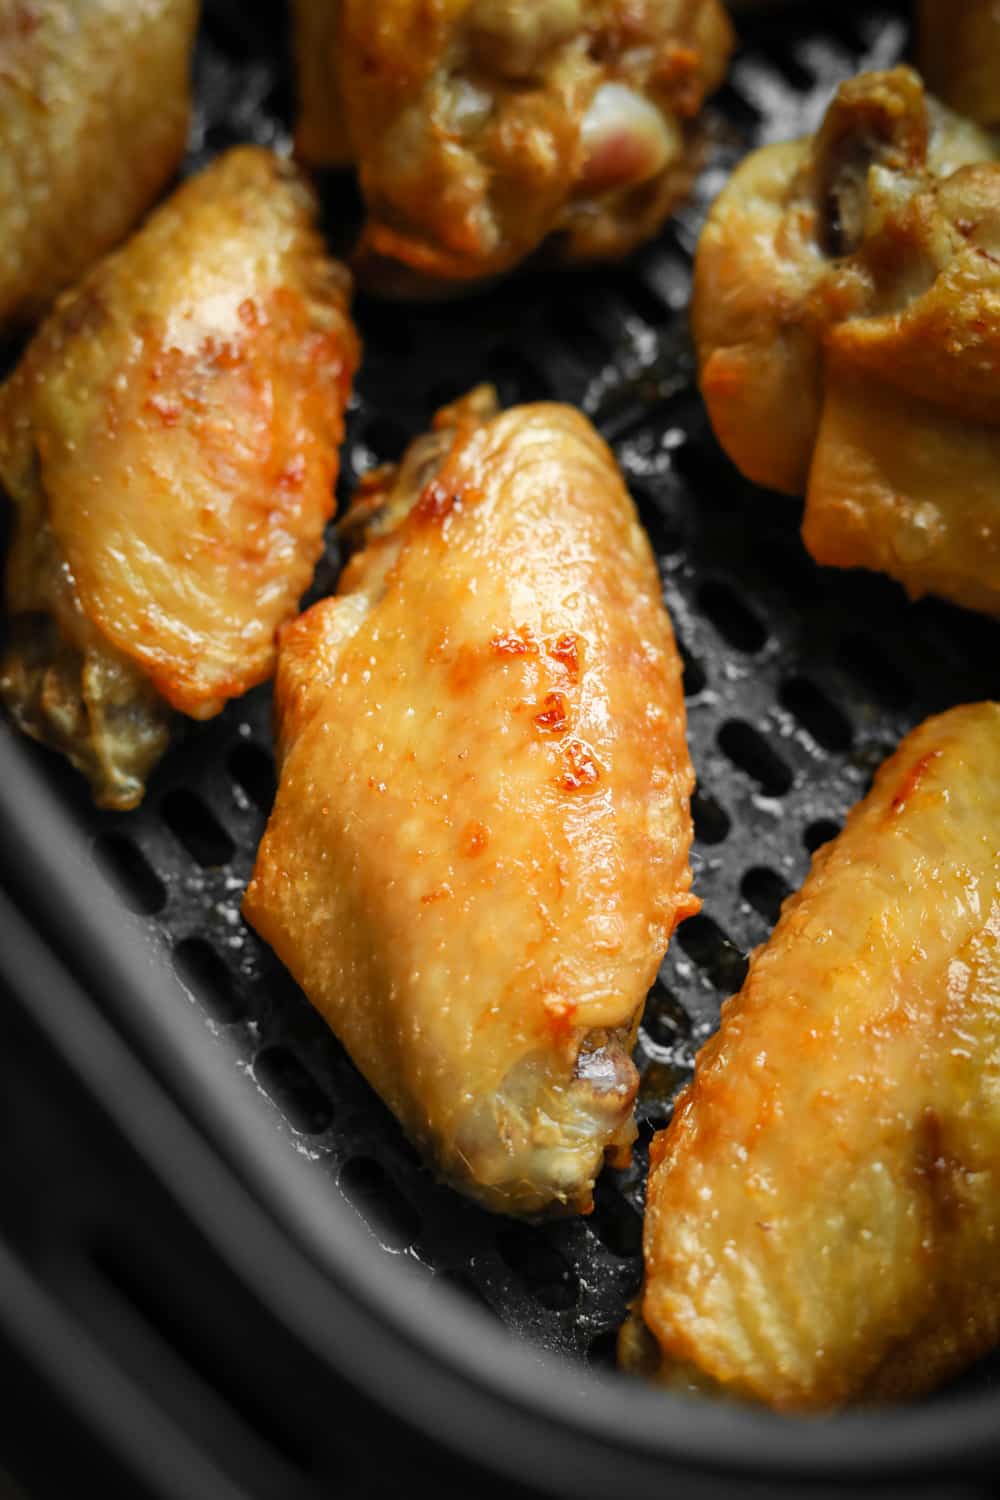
[243,388,698,1216]
[0,147,359,809]
[918,1,1000,126]
[621,702,1000,1410]
[293,0,734,288]
[693,67,1000,617]
[0,0,198,331]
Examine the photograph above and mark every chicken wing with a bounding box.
[693,67,1000,617]
[243,388,698,1216]
[0,0,198,330]
[918,1,1000,127]
[292,0,733,289]
[622,702,1000,1410]
[0,147,359,809]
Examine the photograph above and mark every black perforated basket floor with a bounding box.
[11,0,1000,1397]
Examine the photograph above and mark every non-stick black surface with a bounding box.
[12,0,1000,1395]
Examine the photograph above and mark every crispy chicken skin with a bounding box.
[293,0,733,288]
[621,703,1000,1410]
[243,388,698,1216]
[0,147,359,810]
[0,0,198,330]
[693,67,1000,617]
[918,1,1000,127]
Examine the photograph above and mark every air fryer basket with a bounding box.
[0,3,998,1497]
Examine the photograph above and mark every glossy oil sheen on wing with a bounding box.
[245,401,697,1211]
[16,150,357,718]
[638,703,1000,1409]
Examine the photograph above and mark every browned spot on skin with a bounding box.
[491,626,539,657]
[534,691,570,734]
[460,819,489,857]
[13,5,41,36]
[543,992,578,1040]
[421,883,453,905]
[413,477,481,525]
[277,455,306,490]
[145,394,181,427]
[366,776,387,793]
[413,478,457,523]
[447,643,480,694]
[58,285,106,340]
[890,749,942,817]
[656,42,704,116]
[913,1106,968,1236]
[548,633,580,682]
[560,738,602,792]
[238,297,259,329]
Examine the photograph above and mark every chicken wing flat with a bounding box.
[0,0,198,330]
[0,147,359,809]
[918,1,1000,127]
[293,0,733,288]
[243,388,698,1216]
[622,702,1000,1410]
[693,67,1000,617]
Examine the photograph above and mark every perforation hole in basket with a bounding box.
[804,817,842,855]
[741,867,792,926]
[671,430,736,497]
[339,1157,421,1252]
[173,936,244,1024]
[675,914,748,995]
[355,301,414,358]
[633,494,685,559]
[718,720,793,797]
[642,982,692,1048]
[546,301,611,367]
[712,80,764,130]
[691,786,730,845]
[926,601,1000,668]
[160,788,235,868]
[229,741,276,813]
[677,638,707,698]
[589,1177,643,1259]
[698,580,768,654]
[753,533,824,608]
[253,1045,334,1135]
[490,347,555,404]
[839,634,913,709]
[92,834,166,916]
[779,676,853,752]
[361,415,410,464]
[618,273,672,328]
[496,1224,580,1311]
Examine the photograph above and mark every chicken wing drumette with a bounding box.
[918,1,1000,127]
[622,703,1000,1409]
[0,0,198,330]
[293,0,734,289]
[693,67,1000,617]
[244,388,698,1216]
[0,147,359,809]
